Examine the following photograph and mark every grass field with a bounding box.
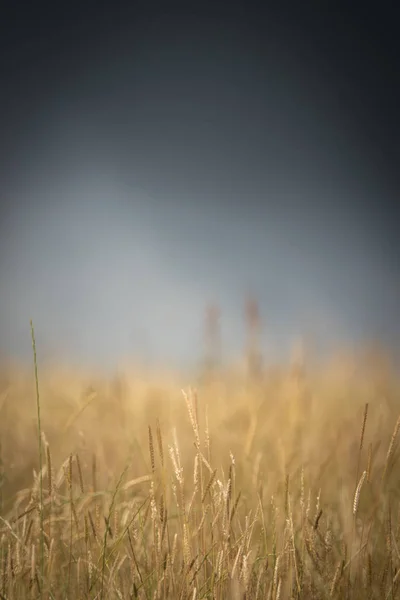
[0,322,400,598]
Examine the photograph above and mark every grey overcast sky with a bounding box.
[0,3,399,370]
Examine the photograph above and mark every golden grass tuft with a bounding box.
[0,331,400,598]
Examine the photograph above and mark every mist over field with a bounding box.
[0,5,399,370]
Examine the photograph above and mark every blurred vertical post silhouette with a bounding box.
[244,296,263,380]
[203,303,221,379]
[290,336,306,382]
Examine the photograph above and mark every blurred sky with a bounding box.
[0,3,399,370]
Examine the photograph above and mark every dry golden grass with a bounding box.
[1,341,400,598]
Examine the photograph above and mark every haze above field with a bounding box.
[0,4,399,369]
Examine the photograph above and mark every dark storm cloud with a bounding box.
[0,4,399,369]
